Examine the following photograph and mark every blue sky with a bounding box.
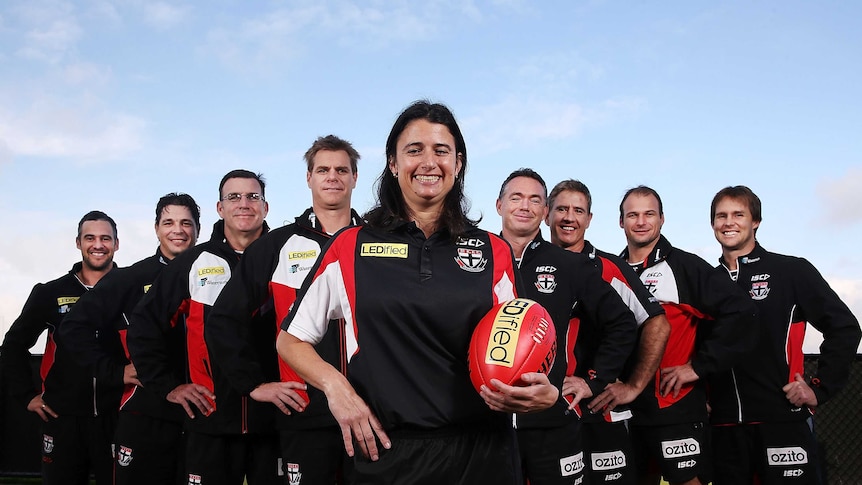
[1,1,860,352]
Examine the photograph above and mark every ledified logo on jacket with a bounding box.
[455,248,487,273]
[117,445,133,467]
[42,434,54,454]
[287,462,302,484]
[535,273,557,294]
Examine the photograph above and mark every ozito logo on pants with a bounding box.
[559,451,585,477]
[661,438,700,459]
[767,447,808,466]
[591,450,626,470]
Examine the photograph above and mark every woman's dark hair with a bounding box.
[364,100,477,236]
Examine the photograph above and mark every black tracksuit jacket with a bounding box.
[129,220,275,435]
[59,249,187,421]
[206,208,362,430]
[1,262,119,416]
[709,243,861,424]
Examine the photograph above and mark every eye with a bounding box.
[575,208,585,214]
[435,148,450,155]
[406,148,421,155]
[338,167,349,174]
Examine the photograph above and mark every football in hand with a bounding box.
[468,298,556,393]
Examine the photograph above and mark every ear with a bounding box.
[76,237,82,250]
[306,171,312,188]
[495,198,503,216]
[216,201,225,219]
[455,153,463,177]
[351,170,358,188]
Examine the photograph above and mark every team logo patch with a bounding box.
[187,474,202,485]
[286,462,302,484]
[767,446,808,466]
[661,438,700,458]
[455,248,487,273]
[535,274,557,294]
[42,434,54,454]
[559,451,585,477]
[360,243,408,258]
[117,445,133,467]
[643,277,659,294]
[750,281,770,300]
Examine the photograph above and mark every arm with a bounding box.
[589,313,669,412]
[796,258,862,405]
[577,262,639,397]
[0,284,50,405]
[277,330,389,460]
[127,267,187,400]
[206,245,307,414]
[662,257,758,397]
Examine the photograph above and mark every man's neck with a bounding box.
[77,265,112,287]
[503,229,538,261]
[626,240,659,265]
[225,227,264,252]
[313,205,353,235]
[721,242,756,271]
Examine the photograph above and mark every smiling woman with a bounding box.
[276,100,559,484]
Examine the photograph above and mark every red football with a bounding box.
[468,298,556,393]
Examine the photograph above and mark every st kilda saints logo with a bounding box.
[535,273,557,294]
[42,434,54,454]
[117,445,134,467]
[750,274,771,300]
[455,248,487,273]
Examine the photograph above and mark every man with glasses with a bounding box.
[129,170,284,485]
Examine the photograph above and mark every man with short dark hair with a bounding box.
[496,168,638,485]
[708,185,860,484]
[545,179,669,485]
[59,193,205,485]
[618,185,757,485]
[0,210,119,485]
[207,135,363,484]
[130,170,283,485]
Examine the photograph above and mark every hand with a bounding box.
[27,395,58,422]
[480,373,559,413]
[659,362,700,398]
[250,382,308,415]
[166,383,216,418]
[561,375,593,411]
[123,363,142,387]
[588,379,641,415]
[782,373,818,408]
[325,379,390,461]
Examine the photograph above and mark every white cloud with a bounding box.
[62,61,113,86]
[201,0,499,73]
[817,167,862,224]
[13,1,82,64]
[461,94,645,157]
[142,1,190,30]
[0,96,146,162]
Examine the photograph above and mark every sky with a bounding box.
[1,0,860,353]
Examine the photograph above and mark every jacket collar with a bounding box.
[620,234,673,273]
[295,207,363,235]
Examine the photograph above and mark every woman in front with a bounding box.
[277,100,558,484]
